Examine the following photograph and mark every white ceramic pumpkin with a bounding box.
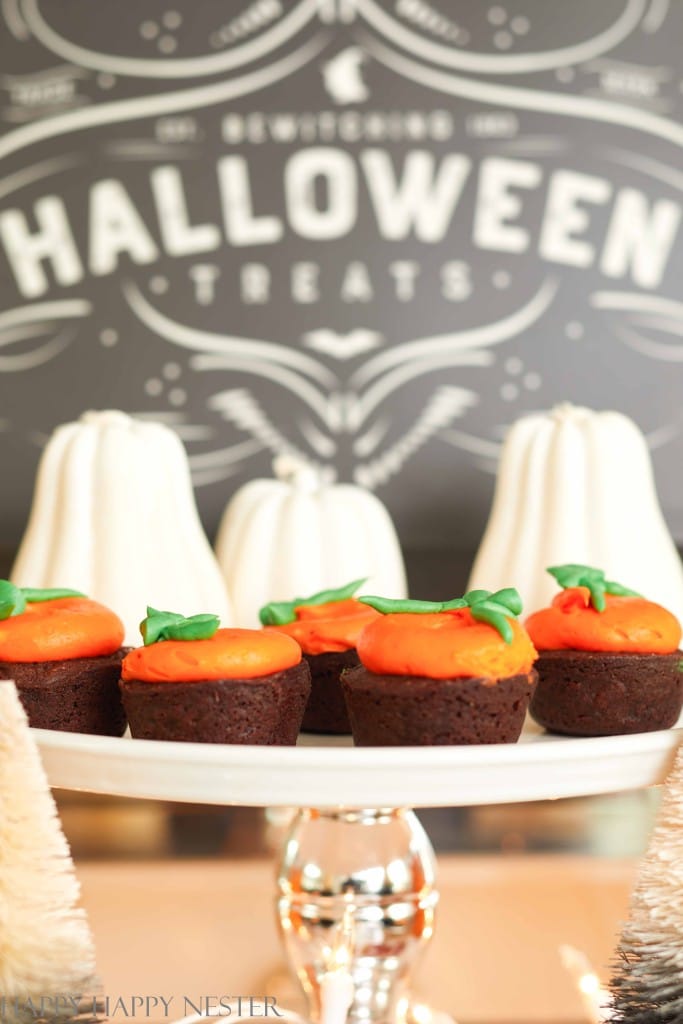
[12,410,233,644]
[215,456,408,627]
[468,403,683,622]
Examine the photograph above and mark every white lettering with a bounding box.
[151,166,220,256]
[285,147,357,240]
[362,149,470,243]
[241,262,271,303]
[389,259,420,301]
[601,187,681,289]
[291,261,320,303]
[441,260,472,302]
[0,196,83,297]
[341,261,373,302]
[89,179,158,276]
[188,263,219,305]
[474,157,542,253]
[218,155,283,245]
[540,170,612,267]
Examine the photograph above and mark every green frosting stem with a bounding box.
[359,596,466,615]
[547,564,641,612]
[21,587,85,602]
[0,580,85,621]
[359,588,524,644]
[140,607,220,646]
[259,577,368,626]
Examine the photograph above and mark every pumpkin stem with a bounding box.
[547,564,641,612]
[272,454,321,491]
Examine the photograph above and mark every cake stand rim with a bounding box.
[32,724,683,808]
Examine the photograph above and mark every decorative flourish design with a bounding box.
[124,279,337,389]
[642,0,671,33]
[354,386,476,488]
[359,34,683,151]
[188,438,269,488]
[126,279,556,487]
[394,0,465,44]
[0,35,329,164]
[592,291,683,363]
[2,0,29,39]
[0,153,82,202]
[6,0,680,505]
[19,0,322,79]
[205,388,310,477]
[547,564,641,611]
[360,588,524,643]
[355,0,649,75]
[347,279,557,428]
[0,299,90,373]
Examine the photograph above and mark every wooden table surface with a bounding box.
[77,854,635,1024]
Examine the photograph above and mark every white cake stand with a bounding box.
[34,720,682,1024]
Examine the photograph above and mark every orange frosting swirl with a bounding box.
[356,607,537,680]
[122,627,302,682]
[268,598,380,655]
[526,586,682,653]
[0,597,124,663]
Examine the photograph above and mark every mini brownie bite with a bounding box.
[0,580,127,735]
[341,589,537,746]
[121,607,310,744]
[260,579,379,734]
[526,564,683,737]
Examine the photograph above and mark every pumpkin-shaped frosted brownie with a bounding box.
[341,589,537,746]
[121,607,310,744]
[261,579,379,734]
[0,580,126,735]
[526,564,683,736]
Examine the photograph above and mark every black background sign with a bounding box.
[1,0,683,565]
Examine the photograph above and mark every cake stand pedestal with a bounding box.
[33,721,683,1023]
[278,807,437,1024]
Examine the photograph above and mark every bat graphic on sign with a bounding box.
[302,328,384,359]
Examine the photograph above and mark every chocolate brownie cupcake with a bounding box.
[526,564,683,736]
[341,589,538,746]
[0,580,127,735]
[121,607,310,744]
[260,579,379,734]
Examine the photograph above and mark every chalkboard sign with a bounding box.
[1,0,682,566]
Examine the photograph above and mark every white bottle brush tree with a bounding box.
[610,742,683,1021]
[0,682,97,1018]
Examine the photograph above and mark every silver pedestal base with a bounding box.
[277,808,439,1024]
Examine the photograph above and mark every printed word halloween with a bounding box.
[0,148,678,298]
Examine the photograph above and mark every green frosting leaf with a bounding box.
[259,578,367,626]
[466,587,523,617]
[0,581,25,620]
[359,588,524,644]
[139,608,220,646]
[140,607,220,646]
[547,564,641,612]
[0,580,85,621]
